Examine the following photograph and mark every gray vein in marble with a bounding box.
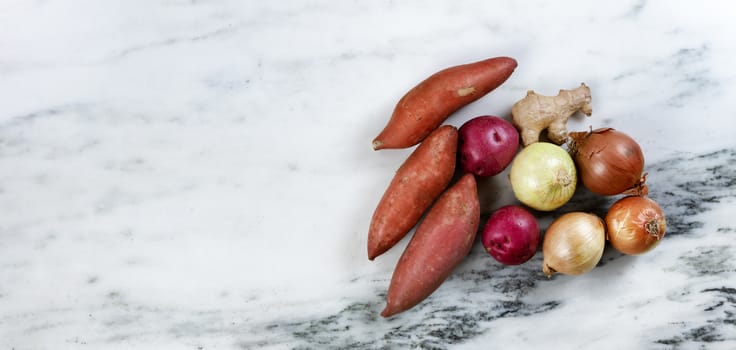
[0,103,90,129]
[103,25,240,63]
[667,45,718,107]
[655,286,736,348]
[675,245,735,277]
[651,148,735,236]
[620,0,647,19]
[612,44,719,109]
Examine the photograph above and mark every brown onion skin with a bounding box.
[569,128,644,196]
[605,196,667,255]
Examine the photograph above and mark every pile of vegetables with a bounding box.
[367,56,667,317]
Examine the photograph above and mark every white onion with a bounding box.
[509,142,577,211]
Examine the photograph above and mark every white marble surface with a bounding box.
[2,1,735,349]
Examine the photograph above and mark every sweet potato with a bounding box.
[381,173,480,317]
[368,125,458,260]
[373,56,517,150]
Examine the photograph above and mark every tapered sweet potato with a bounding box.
[381,173,480,317]
[368,125,458,260]
[373,56,517,150]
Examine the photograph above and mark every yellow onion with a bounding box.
[542,212,605,276]
[568,128,645,196]
[605,196,666,255]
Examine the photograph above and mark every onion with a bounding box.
[568,128,645,196]
[542,212,605,276]
[605,196,667,255]
[509,142,576,211]
[481,205,540,265]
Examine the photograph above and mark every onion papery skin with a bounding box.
[542,212,605,276]
[605,196,667,255]
[569,128,644,196]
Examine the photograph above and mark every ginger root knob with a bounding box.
[511,83,593,147]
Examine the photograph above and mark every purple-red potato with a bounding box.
[367,125,458,260]
[381,174,480,317]
[458,116,520,177]
[373,57,517,150]
[481,205,540,265]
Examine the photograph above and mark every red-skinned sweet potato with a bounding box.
[373,56,517,150]
[368,125,458,260]
[381,173,480,317]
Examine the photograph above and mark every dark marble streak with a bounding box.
[649,148,735,237]
[656,287,736,347]
[246,259,560,350]
[245,148,735,349]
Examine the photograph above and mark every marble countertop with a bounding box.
[2,1,735,349]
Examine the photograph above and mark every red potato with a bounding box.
[373,57,518,150]
[368,125,458,260]
[381,173,480,317]
[458,116,520,177]
[481,205,539,265]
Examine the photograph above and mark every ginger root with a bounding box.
[511,83,592,146]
